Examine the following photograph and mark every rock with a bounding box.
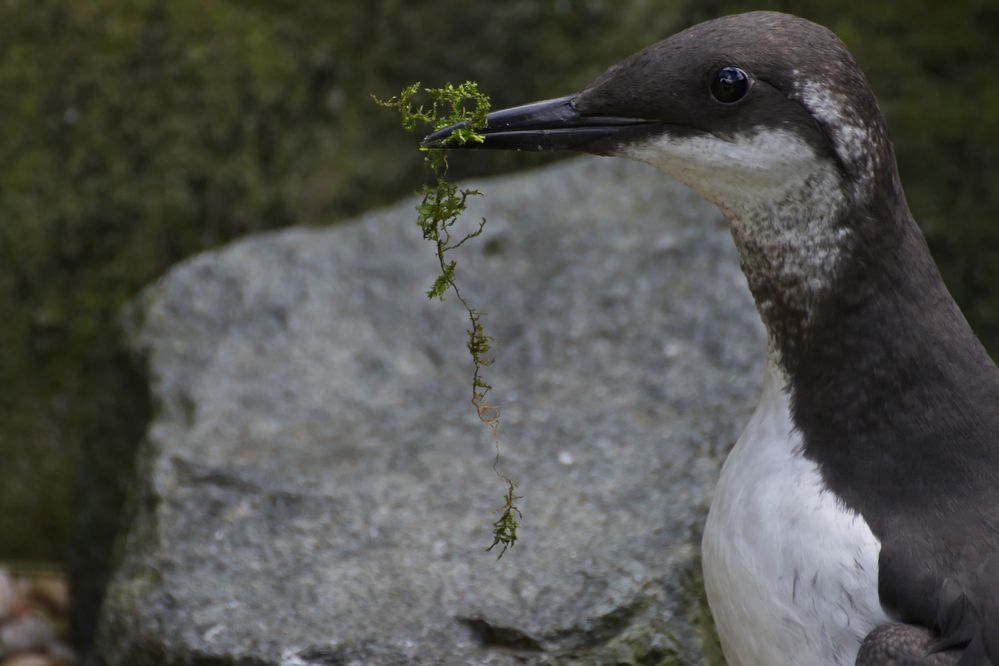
[0,570,73,665]
[25,578,68,617]
[0,570,14,620]
[93,156,764,665]
[0,616,56,657]
[0,655,60,666]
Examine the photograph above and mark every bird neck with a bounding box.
[723,157,852,364]
[739,162,999,520]
[722,150,982,378]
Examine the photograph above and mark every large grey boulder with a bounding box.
[94,156,764,665]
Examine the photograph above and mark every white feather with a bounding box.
[617,128,850,311]
[796,78,882,193]
[701,358,891,666]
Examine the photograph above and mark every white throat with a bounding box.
[619,127,851,339]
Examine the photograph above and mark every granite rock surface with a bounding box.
[94,157,764,665]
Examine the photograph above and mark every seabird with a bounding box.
[425,11,999,666]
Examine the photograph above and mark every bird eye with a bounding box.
[710,66,750,104]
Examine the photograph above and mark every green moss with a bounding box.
[598,624,685,666]
[375,81,524,556]
[596,554,726,666]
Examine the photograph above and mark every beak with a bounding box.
[421,95,658,152]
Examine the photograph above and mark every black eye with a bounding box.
[710,66,750,104]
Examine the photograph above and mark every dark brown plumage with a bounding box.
[428,11,999,664]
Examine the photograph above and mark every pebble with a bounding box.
[1,655,57,666]
[1,616,56,655]
[0,567,75,665]
[0,573,13,619]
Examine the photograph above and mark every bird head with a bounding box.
[424,11,892,216]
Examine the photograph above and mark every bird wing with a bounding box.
[873,527,999,666]
[931,568,999,666]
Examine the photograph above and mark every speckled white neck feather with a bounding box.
[794,76,886,201]
[619,128,850,340]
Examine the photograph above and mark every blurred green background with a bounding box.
[0,0,996,648]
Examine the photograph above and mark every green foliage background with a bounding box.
[0,0,995,644]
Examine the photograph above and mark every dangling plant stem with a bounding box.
[374,82,521,557]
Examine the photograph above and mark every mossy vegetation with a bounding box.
[375,82,522,557]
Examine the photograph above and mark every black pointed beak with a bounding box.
[421,95,658,152]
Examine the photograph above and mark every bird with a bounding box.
[423,10,999,666]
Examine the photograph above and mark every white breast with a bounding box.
[702,357,891,666]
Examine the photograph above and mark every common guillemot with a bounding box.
[424,10,999,666]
